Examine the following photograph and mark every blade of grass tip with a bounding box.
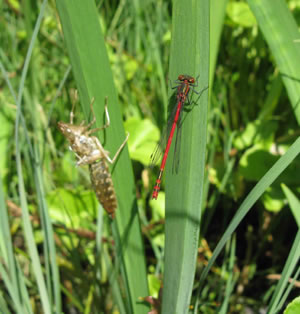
[14,0,52,313]
[247,0,300,124]
[55,1,149,312]
[162,1,209,313]
[198,137,300,289]
[281,183,300,228]
[267,229,300,313]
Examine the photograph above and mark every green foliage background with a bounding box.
[0,0,299,313]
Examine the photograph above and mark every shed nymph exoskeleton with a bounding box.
[57,94,129,218]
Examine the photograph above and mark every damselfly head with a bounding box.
[177,74,195,84]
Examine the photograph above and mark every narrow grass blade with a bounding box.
[209,0,228,87]
[0,175,32,313]
[34,156,61,312]
[2,16,60,312]
[247,0,300,124]
[199,137,300,287]
[0,175,18,301]
[0,293,10,314]
[103,246,127,314]
[218,236,236,314]
[162,1,210,313]
[267,229,300,313]
[55,1,149,312]
[14,1,52,313]
[277,267,300,313]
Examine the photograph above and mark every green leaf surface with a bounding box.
[162,1,209,313]
[47,187,97,229]
[284,296,300,314]
[234,120,278,150]
[247,0,300,124]
[124,117,160,165]
[261,186,285,212]
[55,1,149,312]
[149,192,165,221]
[227,2,257,27]
[147,274,161,298]
[239,147,278,181]
[239,145,300,185]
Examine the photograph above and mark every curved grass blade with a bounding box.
[198,136,300,289]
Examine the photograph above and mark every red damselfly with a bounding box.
[151,74,200,199]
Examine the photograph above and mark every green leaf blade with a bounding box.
[56,1,149,312]
[247,0,300,124]
[162,1,210,313]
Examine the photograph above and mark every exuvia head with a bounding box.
[57,121,86,141]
